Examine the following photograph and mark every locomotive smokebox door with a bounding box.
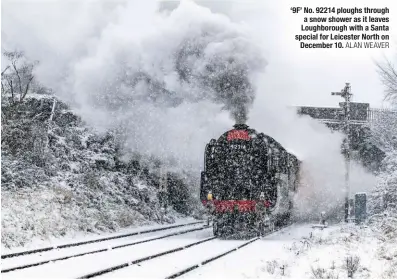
[354,193,367,225]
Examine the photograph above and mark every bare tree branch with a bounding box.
[21,76,34,102]
[1,67,10,96]
[11,60,23,97]
[376,57,397,105]
[1,66,10,76]
[7,79,15,104]
[1,81,5,95]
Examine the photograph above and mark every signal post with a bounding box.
[331,83,353,223]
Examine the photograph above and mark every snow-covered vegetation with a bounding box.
[369,55,397,215]
[359,54,397,278]
[286,224,397,278]
[1,51,202,249]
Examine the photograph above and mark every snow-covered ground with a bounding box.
[288,224,395,279]
[2,225,212,278]
[2,220,204,271]
[184,223,397,279]
[2,221,396,278]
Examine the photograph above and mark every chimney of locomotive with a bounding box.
[233,123,249,130]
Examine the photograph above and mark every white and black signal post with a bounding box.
[331,83,353,223]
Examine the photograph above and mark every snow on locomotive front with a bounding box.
[200,124,300,237]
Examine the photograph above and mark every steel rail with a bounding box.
[165,224,294,278]
[78,236,217,279]
[2,221,203,260]
[2,225,208,273]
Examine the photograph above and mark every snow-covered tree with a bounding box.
[375,56,397,106]
[369,55,397,216]
[1,51,36,107]
[370,110,397,154]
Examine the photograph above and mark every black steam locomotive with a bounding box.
[200,124,300,237]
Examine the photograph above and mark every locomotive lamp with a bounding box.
[206,191,215,215]
[207,191,213,201]
[205,192,215,226]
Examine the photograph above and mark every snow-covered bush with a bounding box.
[344,255,360,278]
[310,265,339,279]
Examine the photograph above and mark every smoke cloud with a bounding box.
[2,0,377,220]
[2,0,265,166]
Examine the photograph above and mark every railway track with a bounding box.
[78,236,218,279]
[165,237,259,279]
[2,220,203,260]
[77,225,292,278]
[164,225,292,279]
[1,221,206,273]
[3,222,294,278]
